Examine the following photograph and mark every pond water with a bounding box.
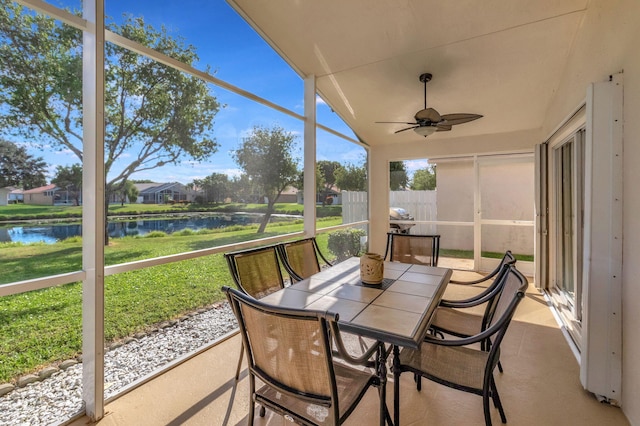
[0,213,296,244]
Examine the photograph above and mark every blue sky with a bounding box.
[21,1,426,184]
[12,0,363,185]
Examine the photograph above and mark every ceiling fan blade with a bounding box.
[394,125,419,134]
[414,108,441,123]
[436,124,452,132]
[440,113,483,126]
[376,121,419,125]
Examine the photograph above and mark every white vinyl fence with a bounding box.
[389,190,437,234]
[341,191,368,225]
[341,190,438,234]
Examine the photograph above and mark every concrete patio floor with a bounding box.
[68,269,629,426]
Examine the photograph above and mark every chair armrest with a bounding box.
[330,322,380,368]
[439,286,498,307]
[449,270,498,286]
[316,247,334,267]
[425,295,521,347]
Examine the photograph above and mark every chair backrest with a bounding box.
[485,265,529,351]
[223,286,340,423]
[224,245,285,299]
[449,251,517,302]
[384,232,441,266]
[450,250,517,285]
[277,237,332,281]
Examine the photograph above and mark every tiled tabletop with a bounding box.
[260,257,452,348]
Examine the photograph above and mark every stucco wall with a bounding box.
[540,1,640,422]
[432,157,535,255]
[369,128,540,256]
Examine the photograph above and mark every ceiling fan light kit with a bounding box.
[414,126,437,137]
[376,72,483,138]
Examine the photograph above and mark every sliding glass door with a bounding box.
[549,130,584,345]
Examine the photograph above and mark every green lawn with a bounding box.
[0,216,341,383]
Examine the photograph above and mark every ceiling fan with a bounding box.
[376,73,483,137]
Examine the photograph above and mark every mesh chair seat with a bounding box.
[399,344,491,391]
[431,307,484,338]
[256,363,376,425]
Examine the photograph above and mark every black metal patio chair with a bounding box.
[223,286,383,425]
[276,237,333,282]
[384,232,441,266]
[393,264,529,426]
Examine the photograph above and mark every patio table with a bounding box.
[260,256,452,425]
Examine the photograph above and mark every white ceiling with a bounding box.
[228,0,588,146]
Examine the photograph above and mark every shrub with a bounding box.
[327,228,366,261]
[174,229,196,236]
[144,231,168,238]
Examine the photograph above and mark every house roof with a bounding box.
[138,182,185,194]
[22,183,57,194]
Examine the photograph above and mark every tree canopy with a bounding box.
[0,139,47,189]
[232,125,300,233]
[335,163,367,191]
[389,161,409,190]
[0,4,220,201]
[51,164,83,205]
[410,165,436,190]
[193,172,230,204]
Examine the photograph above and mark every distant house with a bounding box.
[0,186,23,206]
[137,182,200,204]
[274,186,299,203]
[22,184,58,205]
[315,185,341,205]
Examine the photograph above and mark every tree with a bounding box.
[335,163,367,191]
[410,165,436,190]
[0,5,220,241]
[193,172,230,204]
[228,174,254,204]
[389,161,409,190]
[317,160,342,205]
[0,139,47,189]
[51,164,83,205]
[294,164,325,203]
[232,125,300,233]
[117,180,139,205]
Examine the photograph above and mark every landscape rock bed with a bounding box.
[0,302,237,425]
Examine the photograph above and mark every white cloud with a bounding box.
[404,159,429,172]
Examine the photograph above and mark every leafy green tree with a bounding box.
[294,164,325,203]
[51,164,83,205]
[335,163,367,191]
[410,165,436,190]
[0,4,220,241]
[0,139,47,190]
[232,125,300,233]
[317,160,342,204]
[117,180,139,205]
[194,172,230,203]
[390,161,409,190]
[229,174,254,204]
